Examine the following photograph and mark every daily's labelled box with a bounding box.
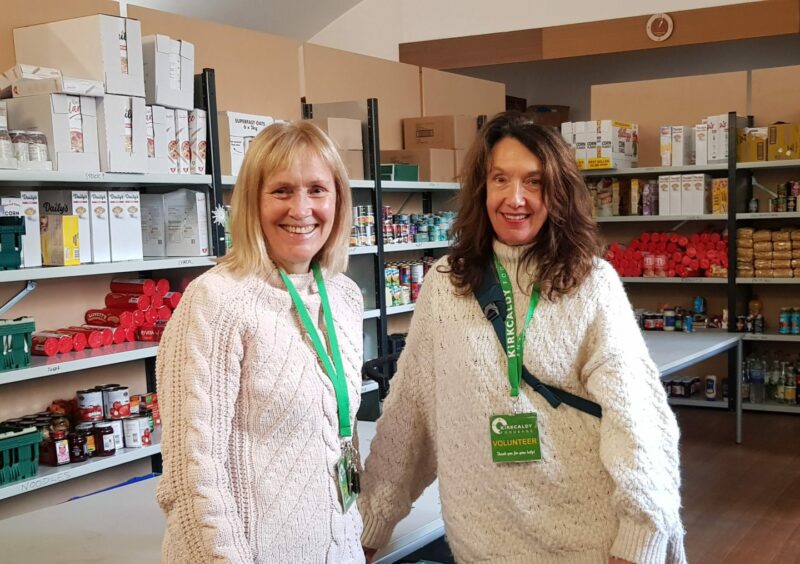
[668,174,683,216]
[737,127,768,163]
[0,190,41,267]
[660,126,672,167]
[140,193,166,257]
[380,149,455,182]
[108,191,143,262]
[402,115,476,150]
[688,174,711,215]
[13,15,145,97]
[695,123,708,166]
[96,95,147,173]
[89,191,111,263]
[306,117,362,150]
[40,214,79,266]
[189,109,207,175]
[38,190,92,263]
[658,175,671,216]
[767,123,800,161]
[145,105,171,174]
[142,35,194,110]
[339,150,364,180]
[175,109,190,174]
[218,111,273,176]
[6,94,100,172]
[163,189,209,256]
[671,126,695,166]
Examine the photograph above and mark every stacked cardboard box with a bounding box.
[561,120,638,170]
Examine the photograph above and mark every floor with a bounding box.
[676,407,800,564]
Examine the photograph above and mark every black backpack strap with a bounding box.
[474,263,602,419]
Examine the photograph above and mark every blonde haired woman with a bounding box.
[156,121,365,563]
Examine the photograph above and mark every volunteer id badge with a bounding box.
[489,412,542,463]
[336,450,360,512]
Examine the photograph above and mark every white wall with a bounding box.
[310,0,763,61]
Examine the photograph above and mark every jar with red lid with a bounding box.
[93,423,116,456]
[68,431,88,463]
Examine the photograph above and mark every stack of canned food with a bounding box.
[381,206,456,245]
[350,205,376,247]
[385,257,436,307]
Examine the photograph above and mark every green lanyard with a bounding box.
[493,254,540,398]
[280,263,351,438]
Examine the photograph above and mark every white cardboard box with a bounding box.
[0,190,41,268]
[189,109,207,175]
[708,114,748,163]
[89,191,111,263]
[669,174,683,216]
[660,126,672,167]
[695,123,708,166]
[175,109,190,174]
[145,105,171,174]
[9,75,105,98]
[96,94,147,173]
[108,191,143,261]
[13,15,144,97]
[6,94,100,172]
[164,189,209,256]
[164,108,177,174]
[690,173,711,215]
[658,175,671,216]
[140,193,166,257]
[671,126,695,166]
[681,175,693,215]
[38,190,92,263]
[218,111,273,176]
[560,122,574,146]
[142,35,194,110]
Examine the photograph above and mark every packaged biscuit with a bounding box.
[774,268,793,278]
[754,269,774,278]
[737,248,754,259]
[773,231,791,242]
[754,241,773,253]
[774,240,792,252]
[737,237,754,249]
[774,259,791,269]
[774,250,792,260]
[754,259,772,269]
[738,267,755,278]
[753,230,772,242]
[737,227,754,238]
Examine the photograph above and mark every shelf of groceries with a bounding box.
[380,180,460,192]
[621,277,727,284]
[0,170,213,186]
[0,257,217,283]
[596,214,727,223]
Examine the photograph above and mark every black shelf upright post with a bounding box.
[196,68,226,258]
[368,99,388,358]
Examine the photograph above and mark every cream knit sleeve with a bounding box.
[581,263,687,564]
[155,274,254,563]
[359,273,439,550]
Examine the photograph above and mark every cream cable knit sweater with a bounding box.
[156,262,365,563]
[360,241,686,564]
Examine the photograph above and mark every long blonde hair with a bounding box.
[219,121,352,276]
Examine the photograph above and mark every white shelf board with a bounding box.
[741,333,800,343]
[736,212,800,220]
[386,303,415,315]
[737,159,800,170]
[384,241,450,253]
[736,277,798,285]
[363,308,381,320]
[668,397,729,409]
[0,256,216,283]
[0,440,161,501]
[349,245,377,255]
[583,163,728,177]
[597,214,726,223]
[380,181,460,191]
[221,175,375,190]
[743,401,800,414]
[361,380,379,394]
[0,170,211,185]
[621,277,726,284]
[221,175,236,186]
[0,342,158,386]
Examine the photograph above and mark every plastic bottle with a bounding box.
[705,375,717,401]
[750,357,765,404]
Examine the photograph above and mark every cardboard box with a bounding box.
[660,126,672,167]
[454,149,467,180]
[38,190,91,263]
[40,214,79,266]
[574,131,593,170]
[560,122,574,146]
[695,123,708,166]
[402,115,476,150]
[598,120,637,157]
[380,149,455,182]
[6,94,100,172]
[108,191,143,262]
[708,114,748,163]
[669,174,683,216]
[218,111,273,177]
[9,75,104,98]
[0,190,40,267]
[711,178,728,214]
[339,150,364,180]
[380,164,418,182]
[671,126,695,166]
[96,95,147,173]
[89,191,111,262]
[642,180,659,216]
[4,64,60,83]
[164,189,209,256]
[140,193,166,257]
[767,124,800,161]
[629,179,644,216]
[175,109,190,174]
[658,175,671,216]
[14,15,145,97]
[142,35,194,110]
[189,109,207,175]
[145,106,170,174]
[307,117,362,150]
[737,127,768,162]
[164,108,177,174]
[690,174,711,215]
[681,175,693,215]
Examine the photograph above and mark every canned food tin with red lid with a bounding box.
[85,308,135,328]
[110,278,156,296]
[104,292,151,311]
[76,389,104,422]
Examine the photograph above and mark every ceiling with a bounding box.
[123,0,363,40]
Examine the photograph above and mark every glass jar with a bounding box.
[26,130,48,162]
[0,127,13,160]
[68,431,88,463]
[75,422,96,456]
[93,422,116,457]
[40,430,71,466]
[9,130,30,162]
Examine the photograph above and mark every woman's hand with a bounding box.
[609,558,633,564]
[363,546,377,563]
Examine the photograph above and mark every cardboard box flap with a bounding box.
[4,64,61,83]
[179,40,194,61]
[49,94,97,118]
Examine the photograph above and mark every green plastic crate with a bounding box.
[0,317,35,371]
[0,425,41,486]
[0,217,25,271]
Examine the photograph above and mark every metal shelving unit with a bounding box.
[363,308,381,320]
[668,397,729,409]
[736,159,800,170]
[220,175,375,190]
[743,402,800,414]
[621,277,727,284]
[582,163,728,177]
[384,241,451,253]
[737,212,800,220]
[0,257,216,283]
[0,170,212,186]
[596,214,726,223]
[736,278,798,285]
[349,246,378,256]
[380,181,459,192]
[386,303,416,316]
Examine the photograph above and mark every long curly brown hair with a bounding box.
[443,111,601,300]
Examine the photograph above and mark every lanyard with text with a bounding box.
[279,263,351,439]
[493,254,540,399]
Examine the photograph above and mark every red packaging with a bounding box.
[105,292,151,311]
[58,328,101,349]
[85,308,135,328]
[155,278,170,297]
[157,306,172,321]
[137,324,165,342]
[124,326,137,342]
[150,293,164,309]
[32,332,73,356]
[143,308,157,325]
[55,330,88,352]
[83,324,125,345]
[110,278,156,296]
[69,326,114,347]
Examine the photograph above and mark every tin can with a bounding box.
[103,386,131,419]
[399,264,411,286]
[789,196,797,213]
[77,389,104,422]
[410,282,421,303]
[683,315,694,333]
[792,309,800,335]
[736,315,746,332]
[363,224,375,246]
[107,419,124,450]
[349,226,359,247]
[123,417,145,448]
[778,183,788,198]
[779,307,791,334]
[693,296,705,315]
[777,197,787,213]
[411,262,424,283]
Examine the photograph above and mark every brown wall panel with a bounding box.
[421,67,505,119]
[400,29,542,70]
[128,6,302,120]
[302,44,421,150]
[591,72,748,167]
[751,64,800,125]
